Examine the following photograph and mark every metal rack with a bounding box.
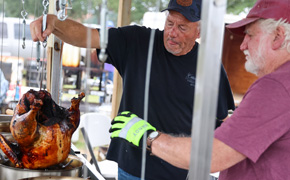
[70,144,105,180]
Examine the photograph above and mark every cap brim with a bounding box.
[226,17,259,36]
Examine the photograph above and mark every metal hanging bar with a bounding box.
[141,0,161,178]
[99,0,108,62]
[36,41,41,70]
[21,0,28,49]
[0,0,4,104]
[39,0,49,90]
[42,0,49,48]
[188,0,227,179]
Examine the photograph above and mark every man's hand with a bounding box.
[109,111,156,147]
[30,14,56,42]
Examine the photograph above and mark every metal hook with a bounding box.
[21,10,28,19]
[57,0,68,21]
[57,10,68,21]
[42,0,49,8]
[61,160,73,168]
[42,41,47,48]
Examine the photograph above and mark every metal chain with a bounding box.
[21,0,28,49]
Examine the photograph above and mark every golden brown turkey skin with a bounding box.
[19,122,73,169]
[0,89,85,169]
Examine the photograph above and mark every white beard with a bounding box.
[243,37,266,76]
[244,50,259,75]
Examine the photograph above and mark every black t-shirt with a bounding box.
[101,25,235,180]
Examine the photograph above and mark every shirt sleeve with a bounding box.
[101,26,150,77]
[214,77,290,162]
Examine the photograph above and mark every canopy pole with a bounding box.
[48,0,64,103]
[189,0,227,179]
[110,0,131,119]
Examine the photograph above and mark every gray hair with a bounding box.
[164,10,201,31]
[257,18,290,53]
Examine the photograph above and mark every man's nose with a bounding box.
[240,36,248,51]
[169,27,177,37]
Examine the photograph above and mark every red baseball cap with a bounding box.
[226,0,290,35]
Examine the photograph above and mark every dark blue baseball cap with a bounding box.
[161,0,201,22]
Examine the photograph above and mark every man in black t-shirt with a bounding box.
[30,0,235,179]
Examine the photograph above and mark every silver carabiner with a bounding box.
[57,10,68,21]
[42,0,49,8]
[21,10,28,19]
[57,0,68,21]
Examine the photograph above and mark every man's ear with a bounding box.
[272,26,285,50]
[196,28,201,39]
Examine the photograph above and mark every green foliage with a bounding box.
[0,0,256,25]
[0,0,44,18]
[227,0,256,15]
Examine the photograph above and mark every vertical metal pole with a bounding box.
[110,0,131,119]
[50,39,62,103]
[188,0,227,179]
[49,0,62,103]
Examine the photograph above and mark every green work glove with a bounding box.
[109,111,156,147]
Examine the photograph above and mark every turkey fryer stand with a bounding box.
[70,144,105,180]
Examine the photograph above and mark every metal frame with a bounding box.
[189,0,227,179]
[47,0,228,179]
[70,144,105,180]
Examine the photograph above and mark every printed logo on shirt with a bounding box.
[185,73,195,87]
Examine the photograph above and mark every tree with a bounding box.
[227,0,256,15]
[0,0,255,25]
[0,0,44,19]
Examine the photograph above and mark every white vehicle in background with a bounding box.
[0,17,45,60]
[142,11,166,30]
[0,17,46,102]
